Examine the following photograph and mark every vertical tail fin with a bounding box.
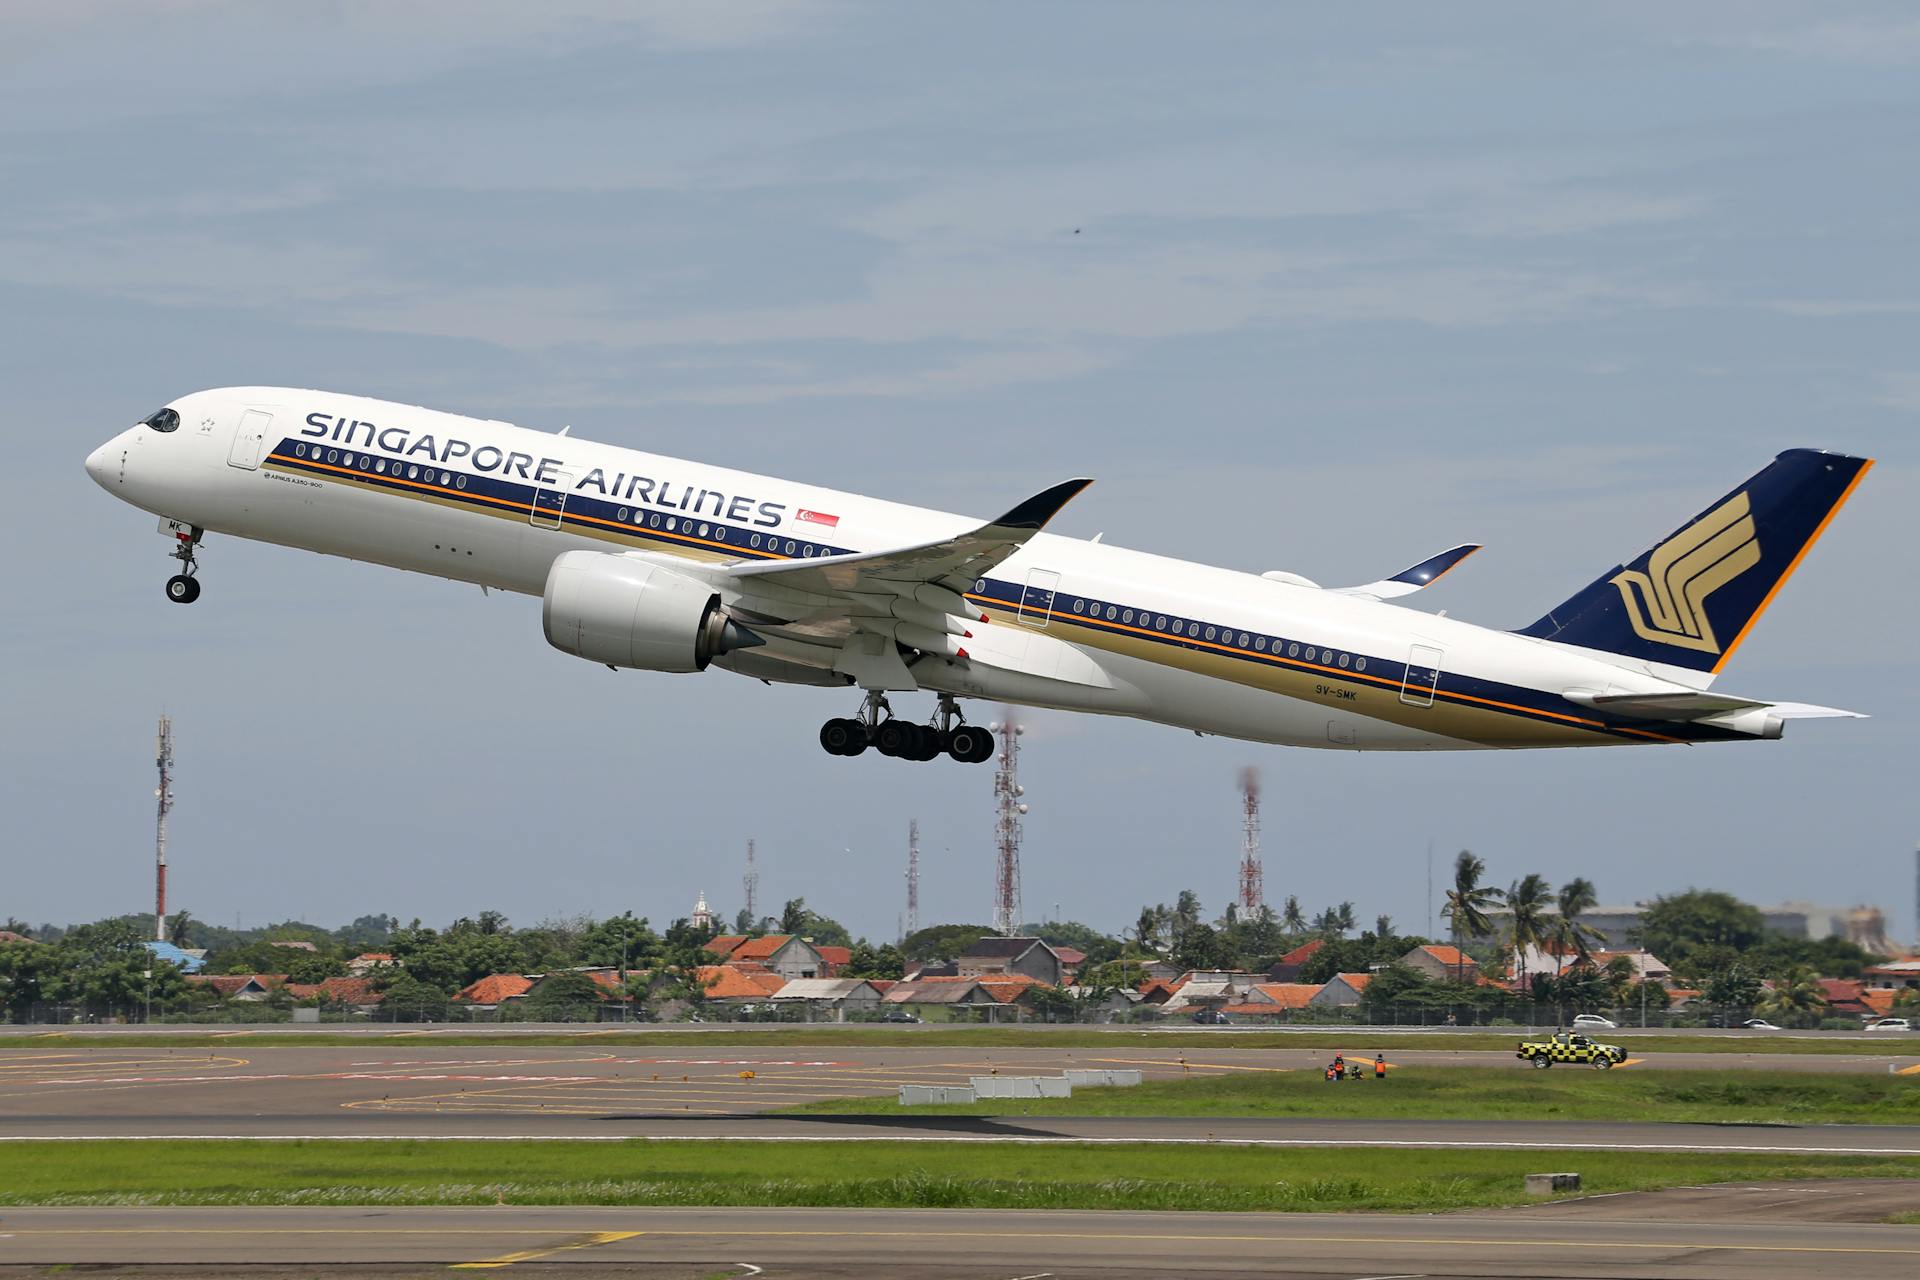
[1515,449,1872,676]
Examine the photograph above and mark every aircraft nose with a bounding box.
[85,440,116,489]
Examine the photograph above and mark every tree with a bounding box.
[285,952,347,985]
[1026,921,1122,968]
[164,911,197,947]
[1171,891,1203,948]
[733,907,755,935]
[1633,891,1768,970]
[1504,873,1552,992]
[1334,902,1356,936]
[1441,851,1502,982]
[578,914,660,971]
[1170,922,1230,972]
[0,937,57,1020]
[841,941,905,980]
[525,971,603,1022]
[379,973,451,1022]
[780,898,808,935]
[1132,906,1164,952]
[1280,896,1306,935]
[1704,964,1762,1016]
[1373,914,1394,940]
[1550,878,1606,966]
[901,924,992,964]
[1756,966,1828,1026]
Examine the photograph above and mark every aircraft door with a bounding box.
[1399,643,1443,707]
[530,472,573,528]
[1018,568,1060,627]
[227,408,273,470]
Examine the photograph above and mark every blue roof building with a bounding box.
[143,940,205,974]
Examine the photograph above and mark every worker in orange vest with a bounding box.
[1374,1054,1387,1079]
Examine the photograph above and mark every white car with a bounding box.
[1865,1017,1914,1033]
[1741,1018,1783,1031]
[1571,1014,1618,1030]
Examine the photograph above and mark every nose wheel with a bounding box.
[163,526,204,604]
[818,693,995,763]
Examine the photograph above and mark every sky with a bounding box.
[4,3,1917,947]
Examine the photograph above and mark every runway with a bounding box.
[5,1043,1920,1150]
[3,1204,1918,1277]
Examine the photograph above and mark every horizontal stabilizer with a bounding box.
[1566,690,1866,722]
[1333,544,1481,600]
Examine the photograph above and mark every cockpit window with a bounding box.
[143,407,180,433]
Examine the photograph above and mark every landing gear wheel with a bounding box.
[820,718,866,756]
[874,720,915,758]
[947,725,992,763]
[165,574,200,604]
[1532,1056,1551,1069]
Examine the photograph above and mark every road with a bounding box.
[2,1205,1917,1277]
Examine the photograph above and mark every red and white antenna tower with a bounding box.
[1237,766,1263,914]
[154,716,174,943]
[742,839,759,927]
[990,708,1027,936]
[905,819,921,939]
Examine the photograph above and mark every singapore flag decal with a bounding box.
[797,508,841,529]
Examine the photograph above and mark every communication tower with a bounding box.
[905,819,921,939]
[742,839,759,927]
[1237,767,1263,913]
[154,716,174,943]
[990,709,1027,936]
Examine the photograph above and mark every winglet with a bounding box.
[990,478,1094,531]
[1333,543,1481,600]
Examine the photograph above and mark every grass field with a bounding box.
[787,1066,1920,1126]
[1,1140,1915,1213]
[2,1027,1910,1054]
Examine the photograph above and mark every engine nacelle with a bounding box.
[542,551,760,673]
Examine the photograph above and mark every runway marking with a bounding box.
[452,1228,641,1268]
[10,1226,1917,1257]
[1090,1057,1294,1073]
[1898,1063,1920,1076]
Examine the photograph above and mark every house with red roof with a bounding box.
[455,974,535,1008]
[1404,944,1487,984]
[1267,939,1326,983]
[1248,982,1324,1011]
[347,952,395,976]
[1309,972,1373,1007]
[185,974,284,1001]
[701,935,828,980]
[284,976,383,1011]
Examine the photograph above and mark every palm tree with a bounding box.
[1757,966,1828,1026]
[1505,873,1552,993]
[1441,851,1503,983]
[1281,896,1306,935]
[1172,890,1202,946]
[1334,902,1356,937]
[1133,906,1163,952]
[1373,914,1394,941]
[1550,878,1606,966]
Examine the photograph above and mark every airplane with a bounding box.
[86,388,1872,763]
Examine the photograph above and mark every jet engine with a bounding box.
[542,550,761,673]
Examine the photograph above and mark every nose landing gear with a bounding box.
[163,526,203,604]
[817,692,995,763]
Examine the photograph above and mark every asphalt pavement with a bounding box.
[3,1205,1918,1277]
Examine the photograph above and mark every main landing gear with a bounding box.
[163,526,204,605]
[819,692,995,764]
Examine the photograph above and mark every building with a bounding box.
[956,937,1064,986]
[702,935,829,980]
[692,965,788,1008]
[0,930,38,945]
[143,940,205,974]
[1158,980,1234,1015]
[882,977,1003,1019]
[1591,949,1671,981]
[1308,973,1373,1007]
[1401,944,1483,983]
[1247,982,1324,1011]
[185,974,282,1001]
[1267,939,1326,983]
[1862,960,1920,991]
[455,974,535,1009]
[690,891,719,934]
[768,978,883,1020]
[347,952,395,976]
[285,976,383,1012]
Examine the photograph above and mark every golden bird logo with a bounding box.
[1610,492,1761,654]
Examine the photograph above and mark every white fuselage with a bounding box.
[85,387,1743,751]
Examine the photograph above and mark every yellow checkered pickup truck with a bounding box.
[1516,1031,1627,1069]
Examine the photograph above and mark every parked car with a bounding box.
[1865,1017,1914,1033]
[1741,1018,1783,1031]
[1190,1009,1231,1025]
[880,1011,922,1024]
[1571,1014,1617,1030]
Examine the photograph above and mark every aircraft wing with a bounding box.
[726,478,1092,603]
[1331,544,1481,600]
